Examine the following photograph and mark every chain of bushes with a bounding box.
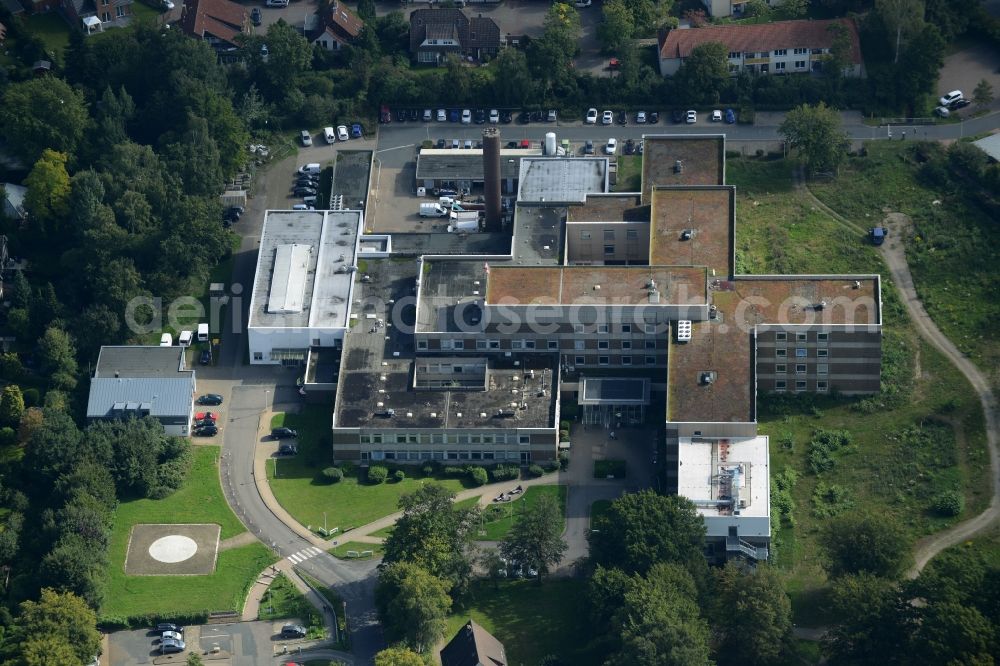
[319,459,563,487]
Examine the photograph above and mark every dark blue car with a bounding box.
[725,108,736,124]
[351,123,363,138]
[449,109,460,123]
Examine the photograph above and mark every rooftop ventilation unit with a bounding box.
[674,160,684,173]
[676,320,692,342]
[680,229,693,241]
[700,371,717,385]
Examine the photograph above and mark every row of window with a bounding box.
[730,62,809,73]
[774,380,829,392]
[728,48,821,59]
[774,348,830,358]
[573,355,658,366]
[360,433,532,445]
[774,363,829,375]
[361,450,532,462]
[775,332,829,342]
[579,230,641,241]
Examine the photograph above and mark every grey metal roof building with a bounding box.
[88,346,196,436]
[516,157,609,204]
[415,149,539,184]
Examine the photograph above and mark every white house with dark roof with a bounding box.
[86,346,196,436]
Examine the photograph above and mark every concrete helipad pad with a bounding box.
[125,524,221,575]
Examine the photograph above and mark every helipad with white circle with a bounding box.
[125,524,221,575]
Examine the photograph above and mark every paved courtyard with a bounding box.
[124,524,221,576]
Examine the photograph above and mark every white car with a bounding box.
[162,0,174,8]
[300,130,312,147]
[336,125,349,141]
[605,138,617,155]
[489,109,499,123]
[939,90,963,107]
[711,109,723,122]
[437,109,446,122]
[686,110,697,124]
[601,110,613,125]
[636,111,647,124]
[461,109,472,124]
[575,0,591,6]
[585,108,598,124]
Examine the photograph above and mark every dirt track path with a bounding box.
[795,170,1000,577]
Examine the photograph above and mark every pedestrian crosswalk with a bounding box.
[286,546,323,564]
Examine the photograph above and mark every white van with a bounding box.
[298,163,321,175]
[160,333,173,347]
[323,127,336,144]
[178,330,193,347]
[420,203,448,217]
[197,323,209,342]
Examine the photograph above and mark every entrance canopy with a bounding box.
[579,377,651,405]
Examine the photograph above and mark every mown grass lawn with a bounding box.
[268,408,466,532]
[614,155,642,192]
[446,579,596,666]
[593,459,626,479]
[475,485,566,541]
[24,13,71,63]
[728,155,991,625]
[102,447,274,620]
[258,574,324,639]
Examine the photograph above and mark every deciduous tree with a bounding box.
[8,589,101,666]
[712,563,792,665]
[825,573,912,665]
[24,150,72,235]
[0,385,25,428]
[875,0,925,64]
[778,102,850,176]
[374,646,423,666]
[37,327,78,391]
[500,493,567,582]
[0,78,89,163]
[598,0,635,54]
[375,562,452,652]
[820,510,911,578]
[589,490,706,578]
[674,42,729,106]
[974,78,994,109]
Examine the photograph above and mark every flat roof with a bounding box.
[87,376,195,420]
[416,260,489,332]
[566,194,649,223]
[728,276,881,326]
[668,291,754,424]
[517,157,608,204]
[511,206,563,265]
[641,135,726,202]
[649,186,734,277]
[415,149,540,181]
[677,435,770,537]
[250,210,362,330]
[486,265,708,306]
[335,356,558,430]
[388,232,512,257]
[579,377,651,405]
[94,346,189,378]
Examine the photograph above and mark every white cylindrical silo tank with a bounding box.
[545,132,557,156]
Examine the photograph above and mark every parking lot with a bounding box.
[107,619,325,665]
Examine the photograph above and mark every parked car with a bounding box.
[686,110,697,124]
[601,110,613,125]
[489,109,499,123]
[395,109,406,122]
[636,111,647,124]
[436,109,446,122]
[379,105,391,124]
[450,109,461,122]
[711,109,723,122]
[422,109,432,121]
[351,123,363,138]
[280,624,307,638]
[279,442,298,455]
[299,130,312,147]
[725,108,736,124]
[671,108,684,123]
[436,138,446,148]
[464,139,473,149]
[583,139,594,154]
[271,427,298,440]
[195,412,218,422]
[250,5,261,23]
[951,98,971,110]
[199,349,212,365]
[638,139,644,155]
[474,109,486,124]
[337,125,349,141]
[154,623,184,635]
[461,109,472,124]
[293,187,317,196]
[517,110,530,124]
[160,639,185,654]
[194,425,218,437]
[531,110,544,122]
[451,139,460,149]
[196,394,223,405]
[585,108,598,124]
[605,138,617,155]
[500,110,512,123]
[624,138,635,155]
[409,109,420,121]
[616,110,627,125]
[933,105,950,117]
[161,631,183,642]
[939,90,963,107]
[162,0,174,9]
[649,111,659,124]
[547,109,557,122]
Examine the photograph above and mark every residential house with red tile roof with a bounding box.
[657,18,863,77]
[180,0,249,54]
[309,0,363,51]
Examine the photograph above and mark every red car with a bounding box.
[194,412,218,422]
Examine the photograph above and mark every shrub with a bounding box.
[559,429,570,442]
[444,465,468,478]
[367,465,388,484]
[322,467,344,483]
[339,461,356,477]
[421,464,436,477]
[558,451,570,470]
[543,460,560,473]
[491,464,520,481]
[393,469,406,482]
[469,466,488,486]
[559,420,571,432]
[528,464,544,477]
[0,427,15,447]
[21,387,39,407]
[932,490,964,517]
